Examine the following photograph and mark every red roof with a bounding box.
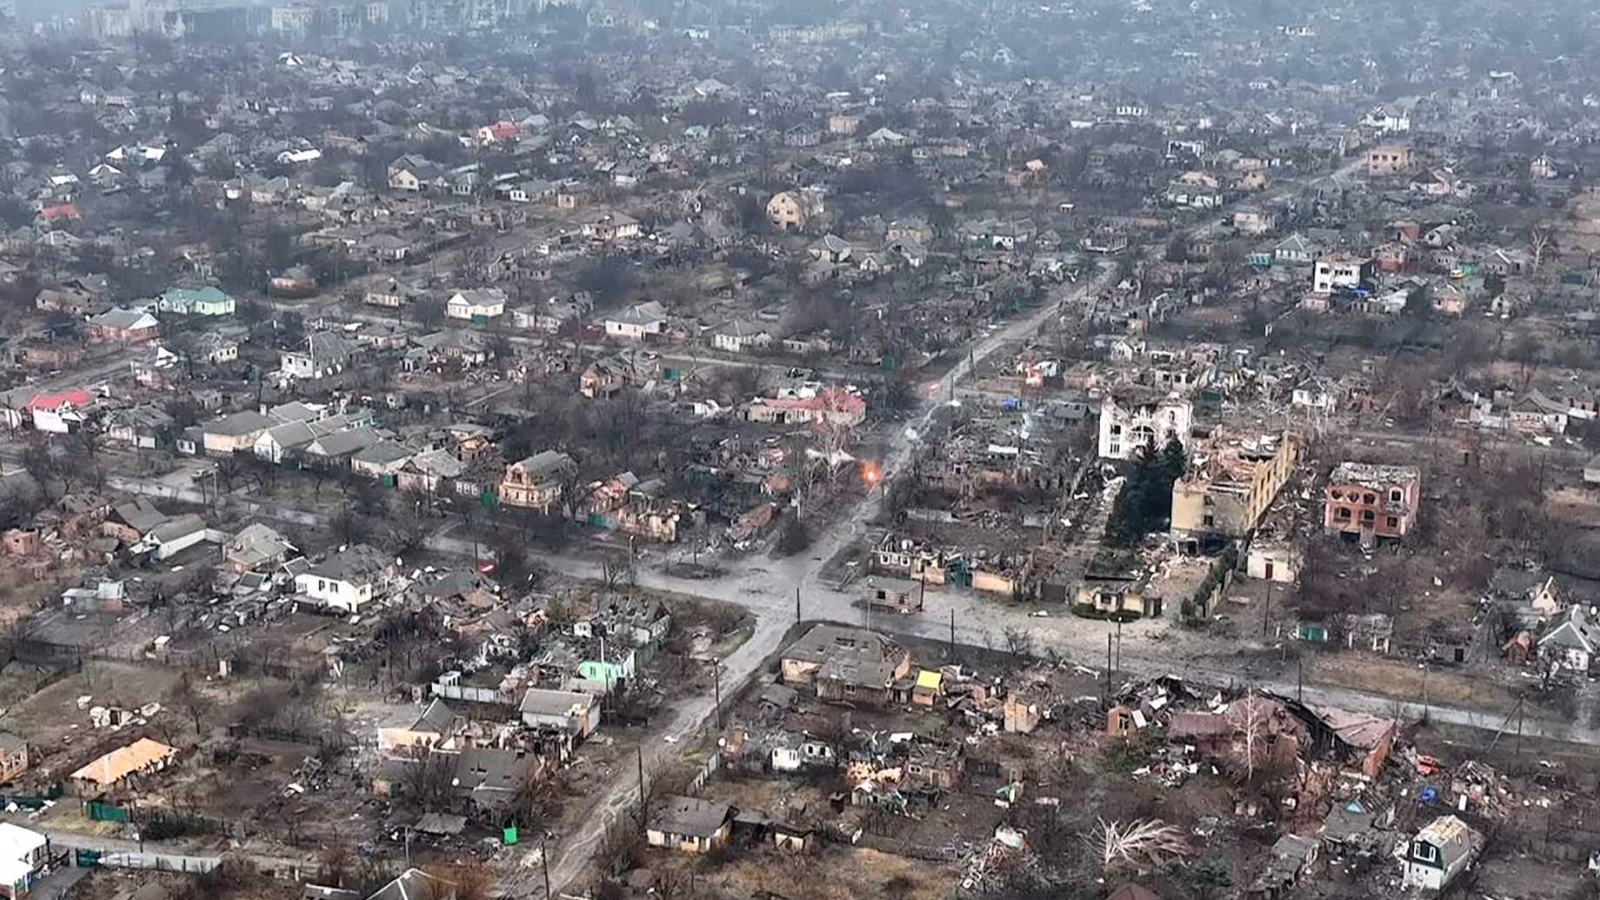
[484,122,518,142]
[26,389,91,412]
[39,204,81,221]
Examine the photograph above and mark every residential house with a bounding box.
[518,689,600,738]
[367,869,455,900]
[778,624,912,707]
[0,823,47,899]
[742,389,866,428]
[498,451,577,513]
[1537,605,1600,675]
[1366,144,1413,177]
[397,450,467,495]
[302,427,383,469]
[281,332,354,380]
[1273,233,1322,267]
[411,331,492,369]
[646,796,734,853]
[580,355,655,399]
[1401,816,1483,891]
[578,211,640,241]
[377,699,460,754]
[295,543,393,613]
[156,286,234,317]
[143,514,213,560]
[1323,462,1421,542]
[225,523,297,574]
[0,735,28,784]
[69,737,177,797]
[201,410,275,455]
[23,390,92,434]
[351,442,415,479]
[604,301,668,341]
[87,308,159,345]
[711,320,774,353]
[766,191,823,231]
[1233,206,1276,235]
[1507,392,1568,434]
[445,288,507,322]
[1312,254,1375,295]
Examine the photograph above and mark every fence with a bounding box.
[226,723,350,752]
[684,751,721,796]
[86,801,129,823]
[96,852,220,874]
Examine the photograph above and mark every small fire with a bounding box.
[861,462,882,486]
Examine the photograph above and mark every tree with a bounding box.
[1002,626,1035,660]
[1105,437,1185,547]
[330,505,372,545]
[402,746,457,809]
[317,843,355,888]
[776,517,812,555]
[412,298,446,329]
[1188,859,1233,900]
[169,671,215,735]
[384,498,434,556]
[883,875,917,900]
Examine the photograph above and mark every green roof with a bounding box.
[161,286,232,304]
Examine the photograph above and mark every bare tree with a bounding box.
[169,671,216,735]
[1002,626,1035,661]
[1083,818,1190,869]
[1530,228,1553,273]
[401,746,457,809]
[317,842,355,888]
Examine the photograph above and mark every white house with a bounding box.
[604,301,668,340]
[518,689,600,738]
[1401,816,1483,891]
[1097,395,1193,460]
[445,288,507,321]
[711,320,773,353]
[0,823,47,900]
[1536,605,1600,675]
[1290,378,1339,415]
[295,543,392,613]
[281,332,353,381]
[142,514,215,561]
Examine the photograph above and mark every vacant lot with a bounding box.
[1304,653,1523,714]
[3,660,186,752]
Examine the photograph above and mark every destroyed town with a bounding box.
[0,1,1600,900]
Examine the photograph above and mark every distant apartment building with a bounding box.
[1312,254,1375,295]
[1366,144,1413,177]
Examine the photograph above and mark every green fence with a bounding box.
[87,801,129,823]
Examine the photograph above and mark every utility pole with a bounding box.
[1421,664,1429,722]
[540,838,552,899]
[795,586,801,622]
[636,746,646,820]
[1516,698,1525,757]
[1115,618,1123,673]
[1297,656,1303,702]
[948,609,956,659]
[1106,632,1114,689]
[712,662,721,725]
[1262,580,1272,636]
